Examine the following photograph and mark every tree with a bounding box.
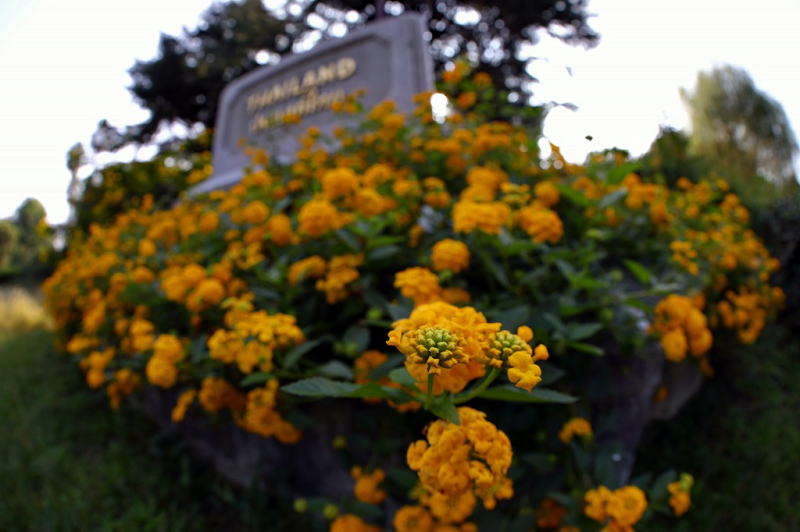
[681,65,798,186]
[111,0,596,146]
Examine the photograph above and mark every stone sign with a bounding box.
[192,13,433,194]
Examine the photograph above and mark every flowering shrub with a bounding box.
[45,67,783,530]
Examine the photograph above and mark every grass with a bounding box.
[0,329,255,531]
[639,320,800,531]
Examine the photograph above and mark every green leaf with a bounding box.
[369,354,404,380]
[343,325,370,353]
[317,360,354,380]
[386,302,411,321]
[566,341,605,356]
[624,259,653,284]
[565,322,603,341]
[335,229,360,251]
[430,398,460,424]
[388,367,417,389]
[366,245,401,261]
[282,377,359,397]
[555,183,591,207]
[477,249,510,288]
[606,161,641,185]
[282,339,323,369]
[597,187,628,209]
[477,385,578,403]
[239,372,273,387]
[490,305,531,331]
[282,377,404,400]
[539,361,566,385]
[387,467,418,489]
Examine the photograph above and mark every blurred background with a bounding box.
[0,0,798,530]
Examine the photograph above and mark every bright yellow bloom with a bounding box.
[288,255,327,285]
[431,239,470,273]
[298,199,346,237]
[394,267,442,306]
[558,417,593,443]
[394,505,433,532]
[145,356,178,389]
[321,167,358,199]
[516,206,563,244]
[406,407,513,509]
[351,466,387,504]
[330,514,380,532]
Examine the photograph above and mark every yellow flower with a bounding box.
[267,213,294,246]
[406,407,513,509]
[394,267,442,306]
[393,505,433,532]
[321,167,358,199]
[667,482,691,516]
[431,239,470,273]
[558,417,593,443]
[171,389,196,422]
[660,328,688,362]
[330,514,380,532]
[145,356,178,389]
[452,201,510,235]
[153,334,184,363]
[288,255,327,285]
[605,485,647,527]
[534,180,560,208]
[351,466,387,504]
[388,301,500,388]
[298,199,346,237]
[516,206,563,244]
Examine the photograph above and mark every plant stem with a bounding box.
[425,373,435,409]
[454,367,500,404]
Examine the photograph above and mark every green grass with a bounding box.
[639,320,800,531]
[0,329,253,531]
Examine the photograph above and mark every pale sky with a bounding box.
[1,0,798,225]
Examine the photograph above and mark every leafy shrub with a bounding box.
[44,69,783,531]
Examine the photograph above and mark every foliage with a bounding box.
[115,0,596,146]
[69,131,212,240]
[680,65,798,186]
[0,198,55,278]
[45,72,783,531]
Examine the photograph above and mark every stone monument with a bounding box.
[192,13,434,195]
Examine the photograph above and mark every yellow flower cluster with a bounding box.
[329,514,380,532]
[585,485,648,531]
[238,379,301,444]
[716,287,778,344]
[407,407,513,509]
[653,295,713,363]
[145,334,185,388]
[350,466,387,504]
[393,503,477,532]
[667,473,694,517]
[431,239,470,273]
[558,417,593,444]
[208,307,305,374]
[388,302,547,394]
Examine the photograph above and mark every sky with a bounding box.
[1,0,799,225]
